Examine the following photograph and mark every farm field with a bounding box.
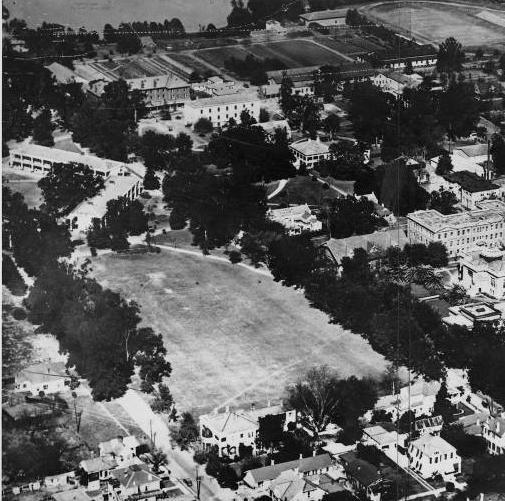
[195,39,349,71]
[364,2,505,46]
[91,250,386,416]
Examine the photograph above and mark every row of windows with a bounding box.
[200,103,253,114]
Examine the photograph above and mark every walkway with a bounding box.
[267,179,288,200]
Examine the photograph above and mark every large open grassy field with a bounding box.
[91,250,386,415]
[364,1,505,47]
[195,39,349,72]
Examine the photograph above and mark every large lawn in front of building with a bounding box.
[90,249,386,415]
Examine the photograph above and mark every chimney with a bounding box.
[299,453,303,460]
[270,459,275,466]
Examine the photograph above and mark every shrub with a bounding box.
[194,117,213,134]
[2,254,27,296]
[169,207,187,230]
[228,250,242,264]
[90,247,97,257]
[12,307,27,321]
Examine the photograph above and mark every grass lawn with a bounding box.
[269,176,341,206]
[3,171,44,209]
[90,249,386,415]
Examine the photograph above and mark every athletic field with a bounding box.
[91,250,386,415]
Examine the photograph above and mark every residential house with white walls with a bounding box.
[99,436,140,466]
[200,404,296,458]
[108,463,163,501]
[408,435,461,479]
[14,361,75,396]
[269,204,322,235]
[289,137,330,169]
[481,416,505,455]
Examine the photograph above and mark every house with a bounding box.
[289,137,330,169]
[99,436,140,465]
[14,361,75,396]
[2,400,55,422]
[243,454,333,490]
[322,228,408,267]
[339,452,382,501]
[481,415,505,455]
[200,403,296,458]
[79,457,118,491]
[407,200,505,258]
[194,76,239,97]
[108,463,163,501]
[66,163,145,233]
[453,143,491,167]
[372,46,437,70]
[369,380,440,422]
[269,204,322,235]
[140,36,157,51]
[184,91,261,128]
[408,435,461,479]
[372,71,423,98]
[44,471,76,489]
[299,8,348,27]
[414,415,444,436]
[253,120,292,141]
[445,171,501,209]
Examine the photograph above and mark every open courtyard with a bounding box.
[91,249,386,416]
[363,1,505,47]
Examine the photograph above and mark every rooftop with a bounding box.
[270,204,318,225]
[99,435,140,457]
[410,434,457,457]
[246,454,333,484]
[323,228,408,264]
[483,416,505,437]
[110,463,162,489]
[186,91,260,108]
[445,171,499,193]
[407,200,505,232]
[340,452,380,488]
[290,138,329,156]
[454,143,489,158]
[16,361,71,384]
[80,456,118,473]
[300,8,350,21]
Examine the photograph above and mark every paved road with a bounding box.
[117,389,235,501]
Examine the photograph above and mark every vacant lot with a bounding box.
[91,250,386,416]
[195,39,348,72]
[364,2,505,46]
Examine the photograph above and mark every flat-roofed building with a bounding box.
[445,171,501,209]
[407,200,505,258]
[408,435,461,479]
[289,137,330,169]
[184,92,261,128]
[9,144,122,177]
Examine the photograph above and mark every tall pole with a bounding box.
[196,466,201,500]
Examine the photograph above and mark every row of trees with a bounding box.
[224,54,285,85]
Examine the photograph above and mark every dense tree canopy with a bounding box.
[436,37,465,74]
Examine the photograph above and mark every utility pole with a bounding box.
[195,466,201,500]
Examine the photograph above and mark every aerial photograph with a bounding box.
[2,0,505,499]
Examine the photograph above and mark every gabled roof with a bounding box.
[482,416,505,437]
[300,8,349,21]
[110,463,161,489]
[445,170,499,193]
[341,452,381,488]
[80,457,118,473]
[290,138,329,156]
[246,454,333,484]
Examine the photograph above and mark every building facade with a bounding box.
[269,204,322,235]
[184,92,261,128]
[14,362,74,396]
[408,435,461,479]
[289,138,330,169]
[407,200,505,258]
[200,404,296,458]
[481,416,505,455]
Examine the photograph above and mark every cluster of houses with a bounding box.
[196,370,505,501]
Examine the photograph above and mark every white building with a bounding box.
[99,436,140,466]
[299,8,348,26]
[458,247,505,298]
[79,457,118,491]
[407,200,505,258]
[372,71,423,98]
[445,171,501,209]
[184,92,261,128]
[289,138,330,169]
[193,76,239,97]
[443,302,502,328]
[67,163,145,233]
[481,415,505,455]
[369,380,440,422]
[200,404,296,458]
[408,435,461,479]
[14,361,75,396]
[269,204,322,235]
[108,463,163,501]
[9,144,123,177]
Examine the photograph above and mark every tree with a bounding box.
[440,423,487,458]
[437,37,465,74]
[404,60,414,75]
[491,133,505,176]
[435,151,453,175]
[258,413,285,450]
[38,162,105,216]
[259,108,269,123]
[441,285,468,306]
[227,0,253,27]
[433,382,456,425]
[32,108,55,146]
[143,168,160,190]
[466,455,505,495]
[151,383,174,413]
[194,117,213,134]
[150,448,168,472]
[286,366,377,437]
[172,412,199,450]
[280,72,295,117]
[322,114,340,140]
[429,188,458,215]
[110,231,129,252]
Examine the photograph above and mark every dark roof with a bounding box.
[446,170,499,193]
[246,454,333,484]
[340,453,381,488]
